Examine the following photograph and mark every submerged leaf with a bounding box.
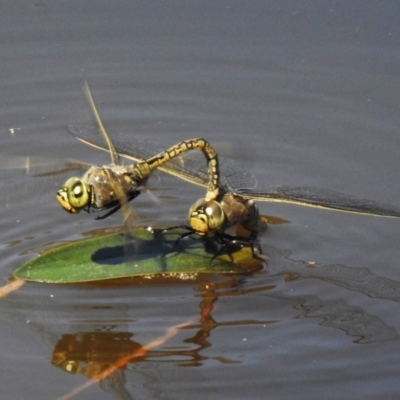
[14,227,263,283]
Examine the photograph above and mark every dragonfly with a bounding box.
[186,183,400,240]
[56,82,220,219]
[66,121,400,256]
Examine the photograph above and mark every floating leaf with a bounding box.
[14,227,263,283]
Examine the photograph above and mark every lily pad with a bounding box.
[14,227,263,283]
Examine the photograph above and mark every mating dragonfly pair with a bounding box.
[57,83,400,262]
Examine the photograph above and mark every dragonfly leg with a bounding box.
[212,232,265,264]
[150,226,195,257]
[203,233,242,265]
[95,204,122,220]
[156,228,238,264]
[150,225,190,239]
[165,229,195,256]
[207,237,232,265]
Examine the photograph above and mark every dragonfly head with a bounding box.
[189,198,225,236]
[56,177,90,214]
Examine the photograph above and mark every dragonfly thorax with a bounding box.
[82,165,142,211]
[189,198,225,236]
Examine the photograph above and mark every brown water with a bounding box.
[1,2,400,399]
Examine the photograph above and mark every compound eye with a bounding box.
[203,201,224,230]
[188,198,224,236]
[56,177,89,213]
[189,198,208,215]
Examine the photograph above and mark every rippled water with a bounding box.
[1,2,400,399]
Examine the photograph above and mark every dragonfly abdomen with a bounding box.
[143,138,220,201]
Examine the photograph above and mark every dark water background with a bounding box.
[1,2,400,399]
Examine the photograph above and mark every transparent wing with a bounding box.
[238,186,400,217]
[83,81,120,166]
[67,125,400,218]
[67,125,258,192]
[0,156,91,177]
[82,82,134,222]
[0,156,92,210]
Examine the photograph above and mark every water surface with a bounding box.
[1,2,400,399]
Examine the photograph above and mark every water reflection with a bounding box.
[3,238,400,398]
[48,278,276,398]
[52,331,144,377]
[52,331,142,399]
[44,250,400,398]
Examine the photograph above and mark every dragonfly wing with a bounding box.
[0,156,91,177]
[238,186,400,217]
[67,125,153,161]
[82,82,121,166]
[67,125,258,191]
[218,158,258,192]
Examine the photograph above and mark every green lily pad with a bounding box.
[14,227,263,283]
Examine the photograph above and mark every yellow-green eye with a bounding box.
[188,198,224,236]
[56,177,90,214]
